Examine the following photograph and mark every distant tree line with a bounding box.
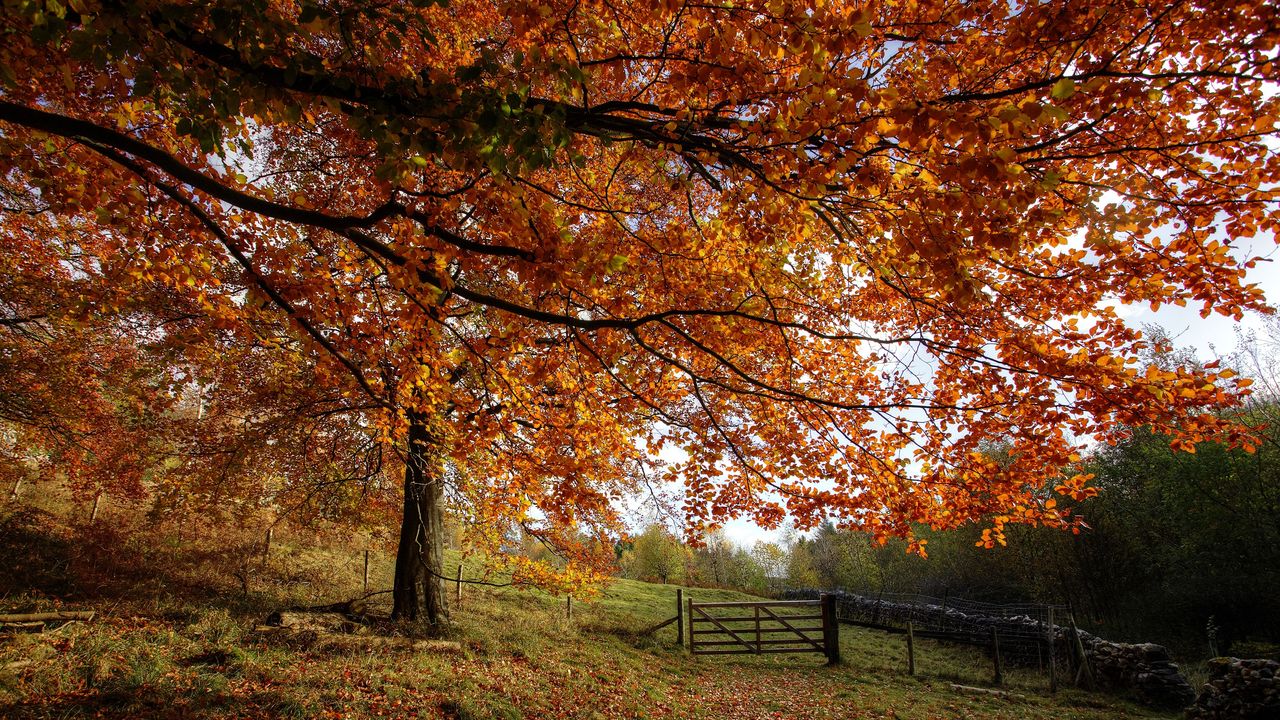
[616,524,788,596]
[779,402,1279,660]
[618,325,1280,660]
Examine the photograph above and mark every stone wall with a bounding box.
[1082,639,1195,709]
[785,589,1196,709]
[1185,657,1280,719]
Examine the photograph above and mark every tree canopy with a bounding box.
[1,0,1276,619]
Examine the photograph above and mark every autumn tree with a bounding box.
[622,524,688,585]
[785,537,821,589]
[1,0,1277,624]
[0,197,179,506]
[752,541,788,593]
[2,173,398,557]
[689,529,765,589]
[156,329,398,532]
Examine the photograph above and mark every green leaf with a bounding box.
[1050,78,1076,101]
[374,160,402,181]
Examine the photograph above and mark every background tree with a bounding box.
[1071,418,1280,650]
[621,524,688,586]
[691,529,734,586]
[764,324,1280,654]
[689,530,767,590]
[785,537,821,590]
[1,0,1276,623]
[752,541,788,594]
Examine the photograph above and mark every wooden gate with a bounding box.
[687,595,839,664]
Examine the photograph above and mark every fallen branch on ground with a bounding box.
[0,610,95,623]
[950,684,1026,701]
[253,625,462,654]
[266,611,357,633]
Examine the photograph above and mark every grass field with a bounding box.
[0,499,1176,719]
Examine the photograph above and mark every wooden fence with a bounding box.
[687,595,839,665]
[783,588,1081,690]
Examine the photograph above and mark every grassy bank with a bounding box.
[0,500,1173,719]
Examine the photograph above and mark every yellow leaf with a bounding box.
[1050,77,1076,100]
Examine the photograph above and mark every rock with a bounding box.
[1137,643,1171,662]
[267,611,353,632]
[1186,658,1280,720]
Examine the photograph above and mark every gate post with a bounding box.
[821,593,840,665]
[676,589,684,647]
[686,595,694,653]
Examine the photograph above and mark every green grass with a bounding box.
[0,502,1175,719]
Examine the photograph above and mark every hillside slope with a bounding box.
[0,504,1171,719]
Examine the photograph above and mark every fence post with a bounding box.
[822,593,840,665]
[686,596,694,653]
[566,595,572,621]
[89,494,101,522]
[263,526,273,561]
[1065,601,1078,679]
[456,564,463,606]
[362,549,370,592]
[1069,613,1096,689]
[676,589,684,646]
[1047,605,1058,694]
[992,626,1004,686]
[907,621,916,675]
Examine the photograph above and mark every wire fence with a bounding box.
[781,585,1075,671]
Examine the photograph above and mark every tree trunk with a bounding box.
[391,411,449,624]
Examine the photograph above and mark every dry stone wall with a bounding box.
[1083,639,1195,709]
[1185,657,1280,720]
[785,589,1196,709]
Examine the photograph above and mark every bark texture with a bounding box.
[391,411,449,624]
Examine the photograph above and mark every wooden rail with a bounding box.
[687,595,839,664]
